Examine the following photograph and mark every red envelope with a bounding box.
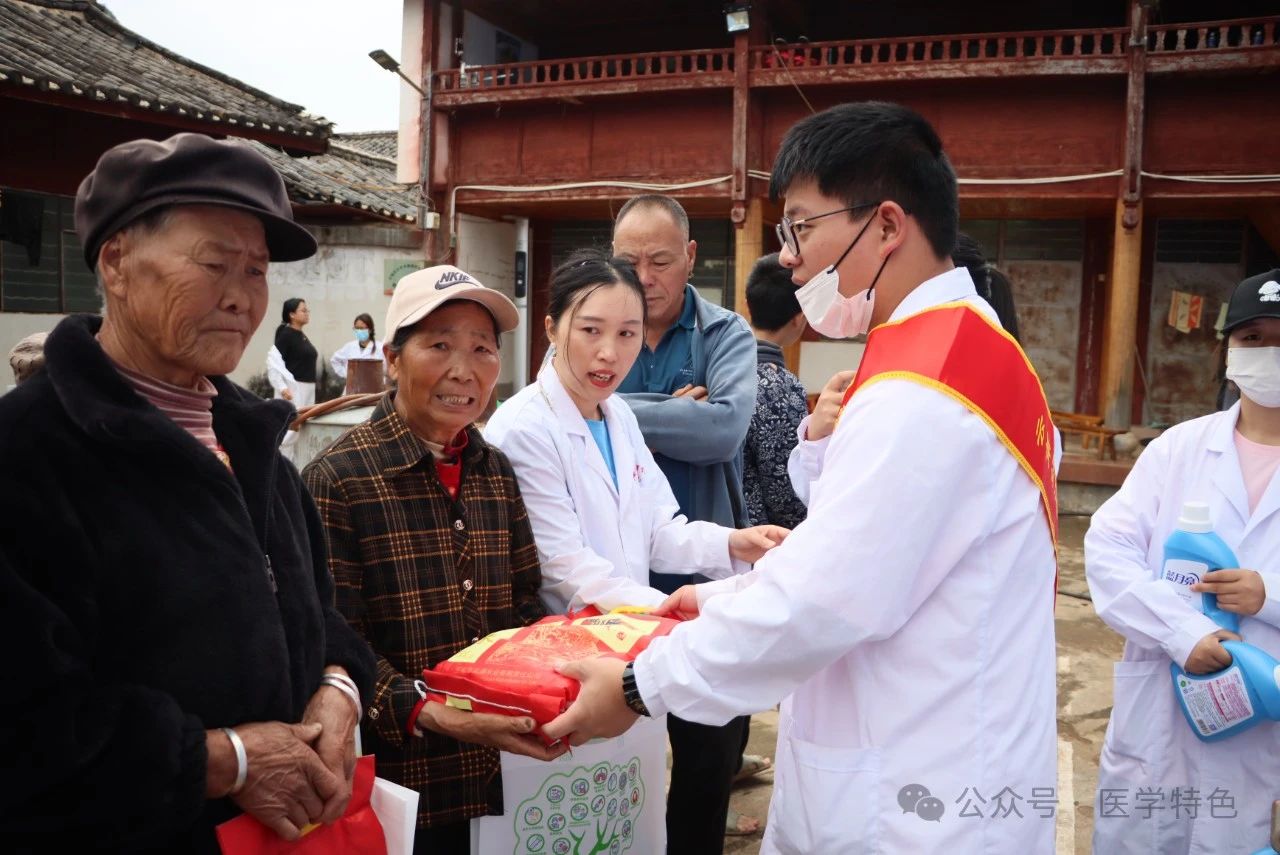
[216,755,386,855]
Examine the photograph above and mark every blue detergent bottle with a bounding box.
[1172,640,1280,742]
[1165,502,1280,741]
[1162,501,1240,634]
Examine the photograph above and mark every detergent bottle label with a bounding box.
[1175,665,1255,737]
[1161,559,1205,601]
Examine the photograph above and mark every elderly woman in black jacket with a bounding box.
[0,134,375,853]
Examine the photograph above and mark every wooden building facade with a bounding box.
[403,0,1280,428]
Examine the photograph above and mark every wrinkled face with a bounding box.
[103,205,269,384]
[386,301,501,444]
[612,207,695,332]
[546,282,645,417]
[777,178,879,296]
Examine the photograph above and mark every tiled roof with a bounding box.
[250,132,418,223]
[0,0,329,142]
[334,131,398,161]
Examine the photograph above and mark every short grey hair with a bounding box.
[92,206,178,304]
[614,194,690,240]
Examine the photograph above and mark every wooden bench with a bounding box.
[1052,411,1123,460]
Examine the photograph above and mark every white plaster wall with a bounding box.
[456,213,519,393]
[236,244,421,387]
[798,340,865,395]
[396,0,424,185]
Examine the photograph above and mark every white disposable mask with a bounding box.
[1227,346,1280,408]
[792,210,890,339]
[795,270,876,339]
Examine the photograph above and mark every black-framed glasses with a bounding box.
[775,201,880,257]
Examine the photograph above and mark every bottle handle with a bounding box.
[1201,590,1241,635]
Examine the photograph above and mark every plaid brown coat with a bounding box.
[302,395,546,828]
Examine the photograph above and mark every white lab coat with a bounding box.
[266,345,311,463]
[633,268,1058,853]
[483,364,744,615]
[266,345,294,399]
[329,338,386,379]
[1087,403,1280,854]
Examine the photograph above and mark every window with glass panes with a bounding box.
[0,188,100,314]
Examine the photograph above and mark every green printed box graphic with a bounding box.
[513,757,645,855]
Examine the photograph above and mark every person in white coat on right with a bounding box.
[542,101,1059,854]
[1088,268,1280,855]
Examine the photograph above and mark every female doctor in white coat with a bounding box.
[1087,268,1280,854]
[483,248,786,616]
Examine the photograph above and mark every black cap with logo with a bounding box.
[1223,268,1280,336]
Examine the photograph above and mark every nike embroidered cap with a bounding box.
[384,265,520,340]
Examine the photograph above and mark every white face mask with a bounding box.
[795,270,876,339]
[1227,346,1280,408]
[791,208,890,339]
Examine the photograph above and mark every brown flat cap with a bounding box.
[74,133,317,269]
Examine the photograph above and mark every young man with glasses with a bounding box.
[544,101,1060,853]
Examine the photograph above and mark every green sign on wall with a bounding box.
[384,259,424,295]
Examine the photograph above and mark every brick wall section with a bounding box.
[1007,259,1082,412]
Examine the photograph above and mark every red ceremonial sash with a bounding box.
[839,302,1059,550]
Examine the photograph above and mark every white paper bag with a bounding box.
[371,776,420,855]
[471,715,667,855]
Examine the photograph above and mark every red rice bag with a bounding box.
[422,607,680,739]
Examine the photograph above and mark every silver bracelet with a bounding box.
[321,673,363,722]
[323,671,359,695]
[221,727,248,795]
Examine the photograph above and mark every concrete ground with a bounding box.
[700,514,1120,854]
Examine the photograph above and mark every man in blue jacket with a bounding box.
[612,194,759,850]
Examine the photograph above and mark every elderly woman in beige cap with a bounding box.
[303,266,565,855]
[0,133,375,852]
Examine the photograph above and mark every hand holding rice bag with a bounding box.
[422,608,679,738]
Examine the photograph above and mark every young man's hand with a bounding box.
[807,370,857,441]
[542,657,637,747]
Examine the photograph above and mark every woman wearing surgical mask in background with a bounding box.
[329,312,386,380]
[1086,268,1280,854]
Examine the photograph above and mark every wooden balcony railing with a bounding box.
[748,25,1128,71]
[432,47,734,94]
[430,15,1280,105]
[1147,16,1278,52]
